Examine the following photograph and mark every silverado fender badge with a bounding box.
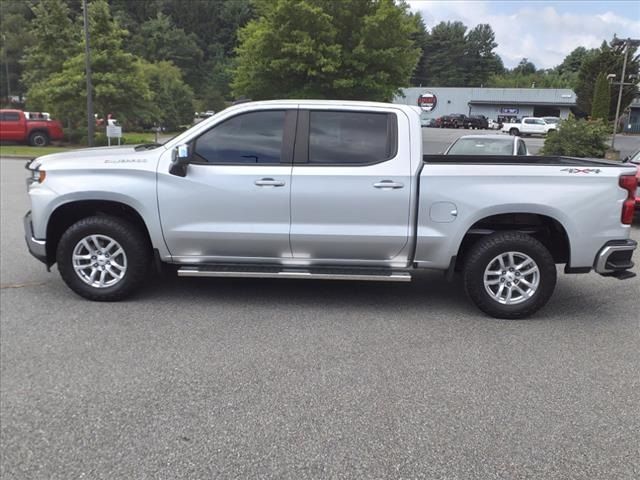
[104,159,147,164]
[560,168,601,174]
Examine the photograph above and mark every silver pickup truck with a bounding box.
[24,100,637,318]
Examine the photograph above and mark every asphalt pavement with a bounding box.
[1,157,639,479]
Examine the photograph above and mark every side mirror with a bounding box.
[169,143,191,177]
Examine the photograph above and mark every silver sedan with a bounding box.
[444,134,529,156]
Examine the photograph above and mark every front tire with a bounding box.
[463,232,557,319]
[57,216,150,301]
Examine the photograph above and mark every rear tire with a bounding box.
[29,131,49,147]
[463,232,557,319]
[56,216,150,301]
[509,128,519,136]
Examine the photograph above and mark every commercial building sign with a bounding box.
[501,107,519,114]
[418,92,437,112]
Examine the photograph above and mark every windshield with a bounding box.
[544,117,559,124]
[447,138,513,155]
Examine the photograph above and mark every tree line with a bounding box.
[0,0,637,134]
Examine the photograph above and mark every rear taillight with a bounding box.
[619,174,636,225]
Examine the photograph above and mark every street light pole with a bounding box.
[611,40,629,151]
[82,0,95,147]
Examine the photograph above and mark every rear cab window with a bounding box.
[0,112,21,122]
[298,110,397,165]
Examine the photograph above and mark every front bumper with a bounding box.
[23,211,47,264]
[594,239,637,279]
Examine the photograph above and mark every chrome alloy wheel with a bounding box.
[72,234,127,288]
[483,251,540,305]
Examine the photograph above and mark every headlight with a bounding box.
[33,169,46,183]
[26,164,46,186]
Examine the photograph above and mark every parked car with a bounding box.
[487,119,502,130]
[501,117,556,136]
[542,116,560,126]
[444,135,529,156]
[463,115,489,130]
[422,118,438,128]
[441,114,467,129]
[24,100,637,319]
[0,109,64,146]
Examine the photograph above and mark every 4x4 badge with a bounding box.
[561,168,601,174]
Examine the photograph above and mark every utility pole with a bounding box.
[611,41,629,151]
[82,0,95,147]
[610,37,640,151]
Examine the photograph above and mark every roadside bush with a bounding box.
[540,116,609,158]
[94,133,156,146]
[64,127,87,145]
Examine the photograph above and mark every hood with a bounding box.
[31,144,166,171]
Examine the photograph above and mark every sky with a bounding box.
[407,1,640,69]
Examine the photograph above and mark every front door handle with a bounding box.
[373,180,404,189]
[255,178,285,187]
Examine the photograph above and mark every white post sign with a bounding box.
[106,125,123,146]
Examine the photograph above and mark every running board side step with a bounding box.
[177,266,412,282]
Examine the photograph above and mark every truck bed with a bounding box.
[423,155,625,167]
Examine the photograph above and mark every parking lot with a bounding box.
[1,149,639,478]
[422,127,640,159]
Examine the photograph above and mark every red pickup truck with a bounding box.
[0,109,64,146]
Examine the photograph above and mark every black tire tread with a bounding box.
[29,131,49,147]
[463,231,557,319]
[56,215,150,301]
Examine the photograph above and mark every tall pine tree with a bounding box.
[590,72,610,120]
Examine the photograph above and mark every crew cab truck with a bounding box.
[23,101,637,319]
[0,109,64,146]
[501,117,555,137]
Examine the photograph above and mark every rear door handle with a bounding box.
[255,178,285,187]
[373,180,404,189]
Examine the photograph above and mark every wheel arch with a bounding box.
[45,200,152,267]
[455,212,570,270]
[28,129,50,144]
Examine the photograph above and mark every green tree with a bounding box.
[575,39,639,117]
[413,20,502,87]
[232,0,420,101]
[27,0,152,129]
[512,58,536,76]
[540,115,609,158]
[409,12,429,86]
[139,60,195,130]
[590,72,610,120]
[556,46,592,76]
[0,1,33,101]
[420,21,467,86]
[128,13,204,89]
[21,0,80,91]
[464,23,503,86]
[487,70,575,89]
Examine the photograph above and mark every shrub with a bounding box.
[94,133,156,146]
[540,116,609,158]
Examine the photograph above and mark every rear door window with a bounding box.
[0,112,20,121]
[307,111,396,165]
